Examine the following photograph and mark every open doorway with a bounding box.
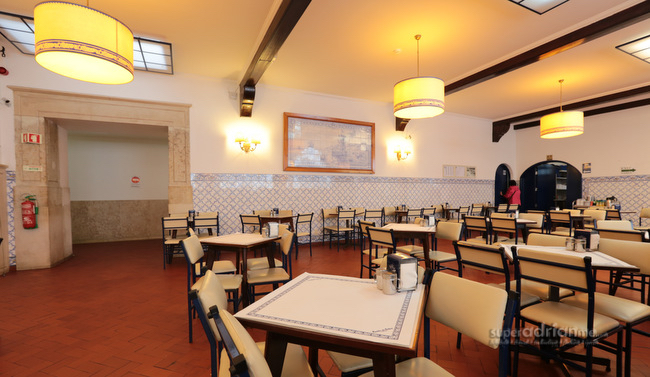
[494,164,511,206]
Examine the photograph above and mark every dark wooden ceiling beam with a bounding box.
[395,117,410,131]
[446,1,650,96]
[490,85,650,141]
[239,0,311,117]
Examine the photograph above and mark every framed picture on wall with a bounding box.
[283,112,375,174]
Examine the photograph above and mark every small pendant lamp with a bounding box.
[34,1,134,85]
[540,79,584,139]
[393,35,445,119]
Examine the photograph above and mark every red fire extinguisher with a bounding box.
[21,194,38,229]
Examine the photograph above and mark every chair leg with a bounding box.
[188,296,193,343]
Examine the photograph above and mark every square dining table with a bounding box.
[201,232,280,306]
[235,272,426,377]
[382,223,436,268]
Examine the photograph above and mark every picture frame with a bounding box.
[283,112,375,174]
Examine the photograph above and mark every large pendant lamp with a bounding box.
[34,1,134,84]
[540,79,584,139]
[393,35,445,119]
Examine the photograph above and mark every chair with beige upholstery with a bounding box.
[562,239,650,377]
[512,247,624,377]
[599,238,650,305]
[470,203,484,216]
[194,212,220,238]
[191,272,312,377]
[383,206,396,223]
[596,219,643,242]
[240,214,262,234]
[410,221,462,271]
[359,220,388,278]
[583,209,606,229]
[364,208,385,227]
[323,209,356,252]
[526,232,567,247]
[357,271,516,377]
[464,215,491,244]
[518,213,545,237]
[294,213,314,258]
[548,210,574,237]
[181,234,242,343]
[606,208,622,220]
[638,208,650,229]
[405,208,423,223]
[162,215,189,269]
[421,207,436,218]
[490,215,523,244]
[253,209,272,216]
[247,229,295,302]
[596,219,634,230]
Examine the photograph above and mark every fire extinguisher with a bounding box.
[21,194,38,229]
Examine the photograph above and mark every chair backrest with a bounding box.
[254,210,272,216]
[491,212,512,219]
[296,213,313,226]
[548,210,571,224]
[322,208,338,218]
[606,209,622,220]
[640,208,650,225]
[162,215,188,237]
[518,213,544,229]
[464,215,488,232]
[277,210,292,217]
[514,247,591,293]
[422,207,436,216]
[583,209,606,223]
[367,227,397,251]
[337,209,356,221]
[364,209,384,224]
[436,221,463,241]
[490,216,517,234]
[597,228,644,242]
[454,241,508,281]
[240,214,261,233]
[194,272,229,343]
[425,272,512,349]
[278,229,296,257]
[431,205,444,217]
[383,206,396,216]
[406,208,423,220]
[596,219,633,230]
[194,212,219,235]
[496,203,509,212]
[180,234,205,265]
[470,204,483,216]
[526,233,566,247]
[599,238,650,274]
[210,307,273,377]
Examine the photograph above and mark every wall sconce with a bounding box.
[235,136,261,153]
[394,135,413,161]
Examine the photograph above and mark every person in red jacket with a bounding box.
[501,180,521,205]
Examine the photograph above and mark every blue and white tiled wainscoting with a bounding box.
[583,175,650,225]
[191,173,494,241]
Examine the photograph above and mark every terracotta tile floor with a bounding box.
[1,238,649,376]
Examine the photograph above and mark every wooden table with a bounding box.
[235,273,426,377]
[394,210,408,223]
[382,223,436,268]
[201,233,280,306]
[259,214,295,232]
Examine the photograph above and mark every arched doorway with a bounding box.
[519,160,582,211]
[494,164,511,206]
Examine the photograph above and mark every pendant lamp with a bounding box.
[540,79,583,139]
[393,35,445,119]
[34,1,134,84]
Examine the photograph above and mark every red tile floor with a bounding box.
[1,238,649,376]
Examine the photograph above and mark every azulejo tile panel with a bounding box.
[192,173,495,240]
[6,170,15,265]
[583,175,650,225]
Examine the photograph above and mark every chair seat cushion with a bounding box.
[214,273,243,291]
[358,357,453,377]
[363,247,389,257]
[247,257,283,270]
[210,260,237,274]
[411,250,456,263]
[396,245,423,254]
[219,342,312,377]
[327,351,373,373]
[521,301,620,338]
[562,292,650,323]
[247,268,291,284]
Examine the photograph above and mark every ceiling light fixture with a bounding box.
[34,1,134,84]
[393,35,444,119]
[540,79,584,139]
[508,0,569,15]
[616,34,650,65]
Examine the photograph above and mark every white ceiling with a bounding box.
[1,0,649,123]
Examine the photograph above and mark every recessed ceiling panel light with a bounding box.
[616,34,650,65]
[508,0,570,15]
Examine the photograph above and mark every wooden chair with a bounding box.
[193,212,220,238]
[548,210,573,236]
[638,207,650,228]
[162,215,189,269]
[240,214,261,234]
[470,203,484,216]
[606,209,622,220]
[518,213,544,238]
[358,220,388,278]
[410,221,462,271]
[490,216,522,244]
[583,209,606,229]
[464,215,491,244]
[405,208,423,223]
[247,228,295,302]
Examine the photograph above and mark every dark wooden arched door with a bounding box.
[494,164,511,206]
[519,160,582,211]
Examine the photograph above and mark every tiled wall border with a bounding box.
[583,175,650,224]
[7,170,15,265]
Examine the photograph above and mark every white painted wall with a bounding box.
[516,105,650,178]
[67,134,168,200]
[2,48,516,180]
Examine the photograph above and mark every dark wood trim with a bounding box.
[492,121,510,143]
[239,0,311,116]
[395,117,410,131]
[446,2,650,95]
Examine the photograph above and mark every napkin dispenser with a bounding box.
[574,229,598,250]
[387,252,418,292]
[268,222,279,237]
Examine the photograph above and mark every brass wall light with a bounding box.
[235,136,261,153]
